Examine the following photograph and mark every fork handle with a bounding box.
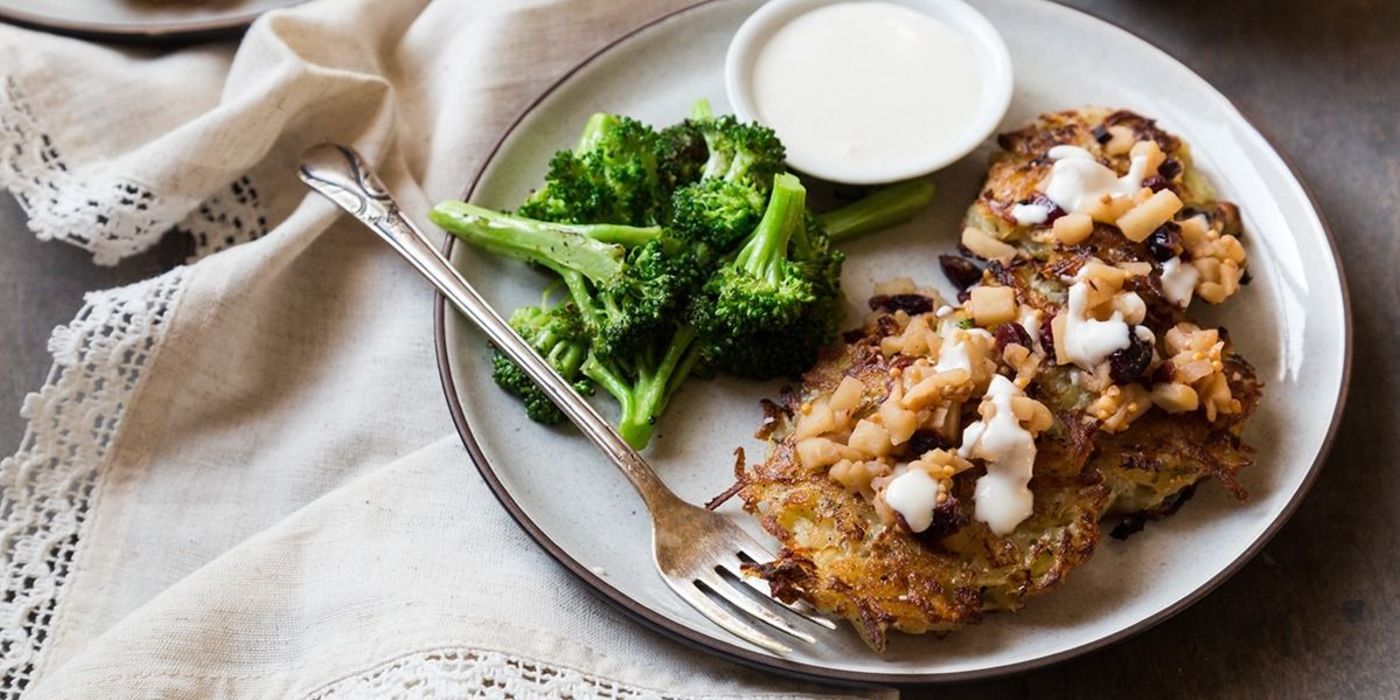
[298,144,683,513]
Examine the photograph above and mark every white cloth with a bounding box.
[0,2,891,697]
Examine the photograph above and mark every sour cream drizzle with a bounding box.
[934,324,991,374]
[1043,145,1150,214]
[1063,278,1132,370]
[1159,256,1199,307]
[884,467,942,533]
[1011,202,1051,226]
[958,375,1037,535]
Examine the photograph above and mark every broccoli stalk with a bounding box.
[431,199,688,361]
[817,178,936,244]
[581,324,702,449]
[491,294,593,425]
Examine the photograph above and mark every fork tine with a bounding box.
[730,549,840,630]
[718,564,841,631]
[664,577,791,654]
[699,571,816,643]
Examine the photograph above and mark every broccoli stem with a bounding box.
[582,325,700,449]
[430,200,661,281]
[817,178,935,244]
[733,172,806,286]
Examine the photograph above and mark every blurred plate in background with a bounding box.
[0,0,305,42]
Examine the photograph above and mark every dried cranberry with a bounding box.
[1142,175,1169,193]
[869,293,934,315]
[1039,316,1058,364]
[1151,360,1175,385]
[1091,125,1112,144]
[957,288,972,303]
[908,429,950,457]
[1108,327,1154,384]
[1022,193,1067,224]
[1240,269,1253,286]
[1145,222,1182,262]
[993,322,1033,353]
[912,496,968,545]
[1158,158,1182,180]
[939,255,983,290]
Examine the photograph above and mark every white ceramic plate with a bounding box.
[436,0,1350,684]
[0,0,304,40]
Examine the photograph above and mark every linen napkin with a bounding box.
[0,1,892,697]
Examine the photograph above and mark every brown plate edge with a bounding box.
[0,1,305,43]
[431,0,1354,687]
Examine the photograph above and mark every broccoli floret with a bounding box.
[491,296,593,424]
[518,113,666,226]
[656,121,707,192]
[430,201,688,362]
[665,99,788,253]
[690,173,845,379]
[582,324,702,449]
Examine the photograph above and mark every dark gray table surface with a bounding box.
[1,0,1395,697]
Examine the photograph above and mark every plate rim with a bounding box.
[433,0,1353,685]
[0,0,305,42]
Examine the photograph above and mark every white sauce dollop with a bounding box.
[1063,278,1131,370]
[1011,203,1051,226]
[1159,256,1199,308]
[958,375,1037,535]
[884,467,943,533]
[1018,307,1044,354]
[934,325,991,374]
[751,2,984,177]
[1043,145,1149,214]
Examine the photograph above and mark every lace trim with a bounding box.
[308,648,692,700]
[0,75,268,265]
[180,174,271,261]
[0,270,186,699]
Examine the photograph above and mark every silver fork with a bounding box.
[297,144,836,653]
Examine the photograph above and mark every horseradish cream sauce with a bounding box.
[751,2,984,176]
[1043,145,1151,214]
[958,375,1037,535]
[884,467,942,533]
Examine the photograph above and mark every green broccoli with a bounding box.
[491,293,594,424]
[581,323,702,450]
[430,201,688,363]
[518,112,666,226]
[816,178,936,244]
[665,100,787,252]
[690,172,845,379]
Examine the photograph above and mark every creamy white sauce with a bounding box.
[884,467,942,533]
[1011,203,1051,226]
[958,375,1037,535]
[1063,278,1131,370]
[1159,256,1199,307]
[934,325,990,374]
[1017,307,1044,354]
[1043,145,1149,214]
[935,305,955,318]
[751,2,984,176]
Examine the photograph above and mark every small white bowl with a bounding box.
[725,0,1014,184]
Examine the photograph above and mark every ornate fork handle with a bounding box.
[298,144,683,513]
